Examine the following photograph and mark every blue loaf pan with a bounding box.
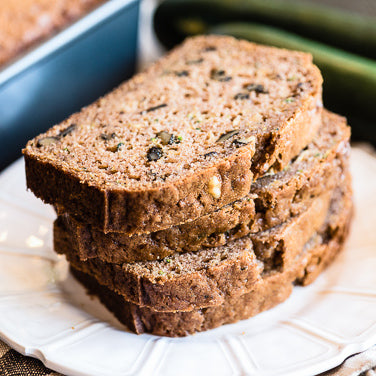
[0,0,140,170]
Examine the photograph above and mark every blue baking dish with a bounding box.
[0,0,140,170]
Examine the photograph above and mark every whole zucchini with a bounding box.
[154,0,376,59]
[210,22,376,144]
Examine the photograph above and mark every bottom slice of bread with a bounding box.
[71,194,352,337]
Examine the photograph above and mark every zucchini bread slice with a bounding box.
[57,180,350,312]
[24,35,322,234]
[54,110,350,263]
[70,186,353,336]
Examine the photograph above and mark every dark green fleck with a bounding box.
[59,124,76,137]
[234,93,250,100]
[203,151,218,158]
[210,69,232,82]
[216,129,239,143]
[244,84,268,94]
[100,132,116,141]
[220,76,232,82]
[293,82,305,97]
[140,103,167,115]
[175,70,189,77]
[232,138,250,147]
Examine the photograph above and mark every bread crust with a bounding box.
[24,36,323,234]
[70,194,352,336]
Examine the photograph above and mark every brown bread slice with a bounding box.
[57,181,349,312]
[54,110,350,264]
[24,35,323,235]
[62,236,263,312]
[70,191,353,336]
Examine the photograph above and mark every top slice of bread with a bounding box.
[23,35,323,234]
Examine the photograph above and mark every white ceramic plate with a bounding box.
[0,147,376,376]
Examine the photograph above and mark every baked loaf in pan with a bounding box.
[0,0,105,67]
[24,35,323,234]
[70,184,353,336]
[57,179,350,312]
[53,110,350,263]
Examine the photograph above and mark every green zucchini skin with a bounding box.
[154,0,376,59]
[209,22,376,143]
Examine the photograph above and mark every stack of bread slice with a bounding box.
[23,36,352,337]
